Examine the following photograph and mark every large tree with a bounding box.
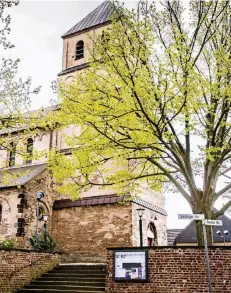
[49,0,231,245]
[0,0,40,168]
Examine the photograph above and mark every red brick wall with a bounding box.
[52,204,132,255]
[0,249,61,293]
[106,247,231,293]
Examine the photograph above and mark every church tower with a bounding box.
[58,0,113,83]
[52,1,167,257]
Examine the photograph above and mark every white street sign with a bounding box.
[193,214,205,220]
[178,214,205,220]
[204,219,222,226]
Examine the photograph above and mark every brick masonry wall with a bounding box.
[0,249,61,293]
[52,204,132,255]
[105,247,231,293]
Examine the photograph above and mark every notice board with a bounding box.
[114,250,148,281]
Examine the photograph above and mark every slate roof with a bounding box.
[0,163,46,188]
[0,105,60,136]
[53,195,167,216]
[174,214,231,244]
[167,229,183,245]
[62,0,114,38]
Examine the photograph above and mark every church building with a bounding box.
[0,1,167,261]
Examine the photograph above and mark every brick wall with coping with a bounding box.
[106,246,231,293]
[0,249,61,293]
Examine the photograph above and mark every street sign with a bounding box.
[178,214,205,220]
[204,219,222,226]
[178,212,212,293]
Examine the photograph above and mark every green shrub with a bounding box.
[29,233,56,251]
[0,237,21,249]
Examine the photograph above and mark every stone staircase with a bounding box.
[17,264,106,293]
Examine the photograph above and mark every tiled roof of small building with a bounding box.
[53,195,167,216]
[0,163,46,188]
[167,229,183,245]
[62,0,114,38]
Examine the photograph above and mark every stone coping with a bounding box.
[60,263,106,265]
[0,248,65,254]
[107,245,231,250]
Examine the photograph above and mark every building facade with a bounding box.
[0,1,167,259]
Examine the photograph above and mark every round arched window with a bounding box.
[147,223,158,247]
[75,40,84,60]
[38,206,44,221]
[25,138,33,164]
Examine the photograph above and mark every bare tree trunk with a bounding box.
[196,220,204,246]
[193,199,213,246]
[195,217,213,246]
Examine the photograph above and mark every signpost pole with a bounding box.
[202,221,213,293]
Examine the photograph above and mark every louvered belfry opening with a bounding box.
[75,40,84,60]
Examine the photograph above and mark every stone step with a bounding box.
[31,281,105,286]
[53,266,105,271]
[24,285,105,291]
[17,289,105,293]
[59,264,105,267]
[37,276,105,281]
[42,272,106,277]
[51,267,105,273]
[17,264,106,293]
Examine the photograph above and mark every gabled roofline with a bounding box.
[61,20,111,39]
[0,163,47,189]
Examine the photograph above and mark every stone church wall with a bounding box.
[132,202,167,247]
[51,203,132,255]
[23,170,58,240]
[0,188,21,240]
[0,170,59,244]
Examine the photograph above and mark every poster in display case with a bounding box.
[114,250,148,282]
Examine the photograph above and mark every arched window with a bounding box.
[147,223,158,247]
[8,141,16,167]
[0,204,2,224]
[75,40,84,60]
[26,138,33,164]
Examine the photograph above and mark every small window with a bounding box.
[16,218,25,237]
[75,40,84,60]
[8,142,16,167]
[0,204,2,224]
[25,138,33,164]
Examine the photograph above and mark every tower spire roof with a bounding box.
[62,1,114,38]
